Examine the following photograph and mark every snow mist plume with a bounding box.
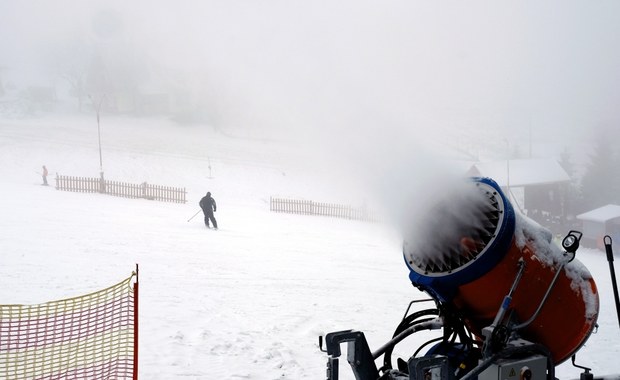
[402,179,498,273]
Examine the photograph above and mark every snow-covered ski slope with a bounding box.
[0,116,618,379]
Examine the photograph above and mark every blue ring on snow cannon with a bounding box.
[404,177,515,302]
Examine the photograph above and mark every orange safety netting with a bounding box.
[0,272,138,380]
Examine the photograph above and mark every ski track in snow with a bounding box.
[0,116,618,379]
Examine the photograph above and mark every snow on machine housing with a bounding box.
[321,177,606,380]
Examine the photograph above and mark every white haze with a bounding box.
[3,1,620,219]
[2,1,620,146]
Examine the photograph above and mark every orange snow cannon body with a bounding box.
[404,177,599,365]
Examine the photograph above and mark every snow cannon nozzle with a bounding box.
[404,177,515,302]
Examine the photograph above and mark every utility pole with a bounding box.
[89,94,106,193]
[208,156,213,179]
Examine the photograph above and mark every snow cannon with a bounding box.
[320,177,608,380]
[403,177,599,365]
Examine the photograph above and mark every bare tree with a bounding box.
[580,135,620,212]
[49,37,91,112]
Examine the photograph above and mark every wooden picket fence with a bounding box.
[55,174,187,203]
[270,197,378,222]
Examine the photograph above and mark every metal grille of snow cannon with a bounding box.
[404,177,515,302]
[406,179,506,275]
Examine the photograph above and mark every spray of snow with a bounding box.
[403,179,498,273]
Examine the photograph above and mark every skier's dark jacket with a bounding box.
[200,193,217,214]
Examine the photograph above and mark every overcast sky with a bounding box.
[2,1,620,149]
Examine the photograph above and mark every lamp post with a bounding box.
[89,94,106,193]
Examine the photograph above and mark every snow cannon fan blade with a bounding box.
[403,177,599,364]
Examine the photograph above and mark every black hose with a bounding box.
[381,309,440,370]
[412,336,444,358]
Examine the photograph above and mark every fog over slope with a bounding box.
[2,1,620,144]
[3,1,620,218]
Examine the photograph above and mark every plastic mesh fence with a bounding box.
[0,273,137,379]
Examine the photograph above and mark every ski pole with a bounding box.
[604,236,620,330]
[187,209,201,222]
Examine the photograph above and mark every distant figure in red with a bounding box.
[42,165,48,186]
[199,191,218,229]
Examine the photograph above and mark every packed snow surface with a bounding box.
[1,116,618,379]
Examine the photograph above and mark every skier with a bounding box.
[199,191,218,229]
[42,165,48,186]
